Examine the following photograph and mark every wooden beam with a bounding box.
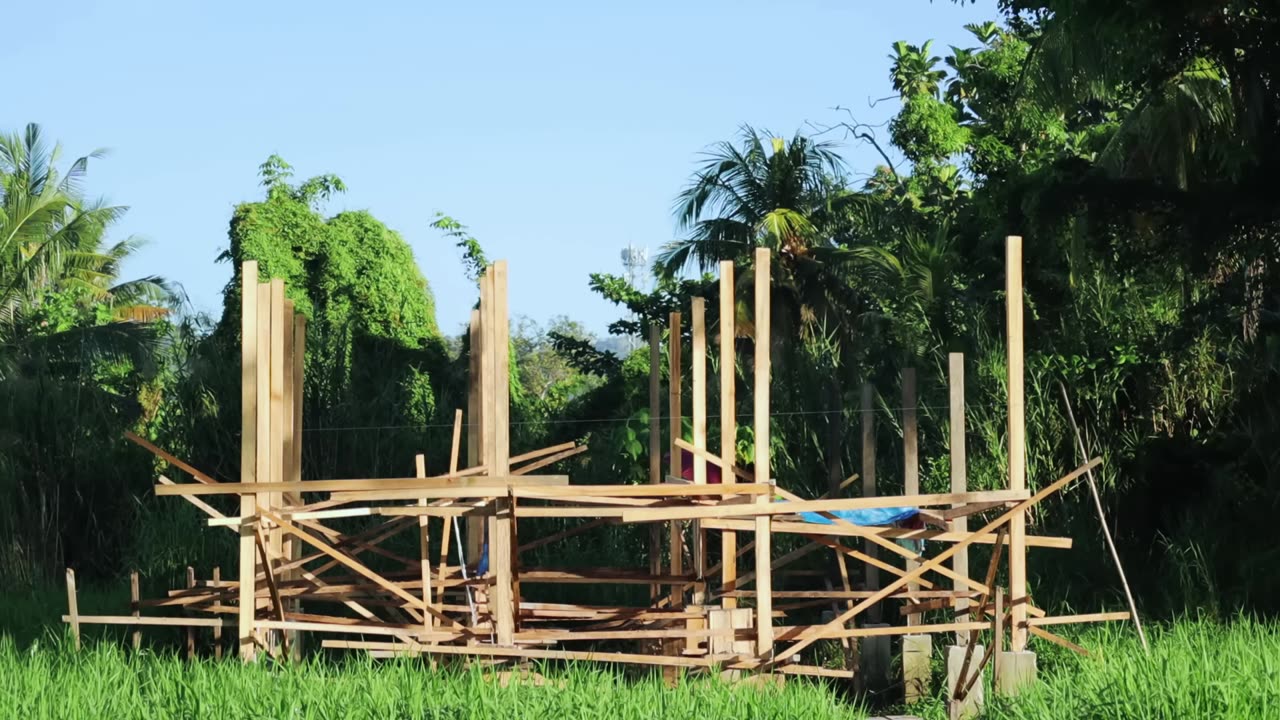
[65,615,230,629]
[1006,235,1028,651]
[237,262,259,661]
[415,453,432,633]
[124,432,219,485]
[467,307,483,563]
[770,458,1100,665]
[511,445,586,475]
[753,247,773,658]
[667,310,683,614]
[1027,612,1130,626]
[698,518,1071,550]
[860,382,879,622]
[156,475,570,497]
[322,639,756,670]
[618,488,1029,523]
[691,296,707,611]
[488,261,515,646]
[903,367,920,627]
[949,351,969,644]
[648,323,662,602]
[718,261,737,610]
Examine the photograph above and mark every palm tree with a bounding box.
[658,126,868,495]
[0,123,171,378]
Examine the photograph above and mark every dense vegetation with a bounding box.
[5,1,1280,714]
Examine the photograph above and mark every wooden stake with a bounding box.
[903,368,920,627]
[466,308,483,562]
[130,570,141,650]
[949,352,969,644]
[994,586,1004,686]
[238,262,259,661]
[648,324,662,603]
[753,248,773,658]
[212,566,222,659]
[66,568,80,650]
[719,260,737,609]
[186,566,196,658]
[860,382,880,623]
[415,453,433,633]
[1006,236,1027,651]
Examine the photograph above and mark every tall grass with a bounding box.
[0,639,867,720]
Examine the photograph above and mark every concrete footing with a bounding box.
[859,623,892,695]
[996,650,1037,695]
[946,644,984,720]
[902,634,933,704]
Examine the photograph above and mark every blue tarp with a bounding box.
[798,506,919,526]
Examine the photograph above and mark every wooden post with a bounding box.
[66,568,80,650]
[212,566,222,659]
[1006,236,1027,651]
[648,324,662,603]
[949,352,969,644]
[691,297,708,609]
[487,262,515,646]
[667,311,683,612]
[861,382,881,623]
[238,261,259,661]
[266,280,286,655]
[994,586,1004,686]
[719,261,738,609]
[903,368,920,627]
[130,570,141,650]
[185,566,196,658]
[289,312,305,659]
[753,248,774,658]
[466,308,484,563]
[415,453,433,634]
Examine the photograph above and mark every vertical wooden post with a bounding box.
[691,297,708,609]
[130,570,141,650]
[718,261,737,609]
[949,352,969,645]
[266,280,286,656]
[186,566,196,658]
[861,382,881,623]
[753,248,773,658]
[289,312,305,658]
[238,261,259,661]
[667,311,683,612]
[281,301,296,510]
[440,409,462,613]
[648,324,662,603]
[65,568,80,650]
[415,453,433,634]
[486,261,515,646]
[994,587,1005,686]
[903,368,920,627]
[254,281,271,652]
[466,308,484,563]
[212,566,222,659]
[1006,236,1027,651]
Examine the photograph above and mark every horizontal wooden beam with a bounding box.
[157,476,570,497]
[63,614,229,628]
[1027,611,1130,627]
[700,517,1073,549]
[619,489,1030,524]
[321,639,760,670]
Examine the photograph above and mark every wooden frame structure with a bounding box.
[65,241,1139,689]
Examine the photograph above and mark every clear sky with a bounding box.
[4,0,994,338]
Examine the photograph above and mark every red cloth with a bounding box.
[666,448,724,483]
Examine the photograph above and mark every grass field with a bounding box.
[2,590,1277,719]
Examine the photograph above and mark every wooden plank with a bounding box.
[124,432,219,485]
[268,280,287,616]
[861,382,879,621]
[691,296,708,612]
[618,489,1030,523]
[1006,235,1027,651]
[65,568,80,650]
[156,475,570,497]
[719,260,738,610]
[65,615,230,628]
[511,445,586,475]
[771,459,1100,665]
[130,570,141,650]
[949,352,968,644]
[238,263,259,661]
[1027,612,1130,626]
[282,301,296,506]
[698,517,1070,549]
[667,311,683,613]
[753,247,773,657]
[292,313,305,484]
[212,566,223,658]
[509,441,575,467]
[253,281,272,651]
[322,639,757,670]
[489,261,514,646]
[649,323,662,602]
[903,367,920,627]
[467,307,484,563]
[185,566,197,657]
[415,453,433,632]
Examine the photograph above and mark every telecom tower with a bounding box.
[620,244,649,352]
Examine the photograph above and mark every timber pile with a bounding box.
[64,242,1139,690]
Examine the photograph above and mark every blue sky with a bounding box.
[4,0,994,337]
